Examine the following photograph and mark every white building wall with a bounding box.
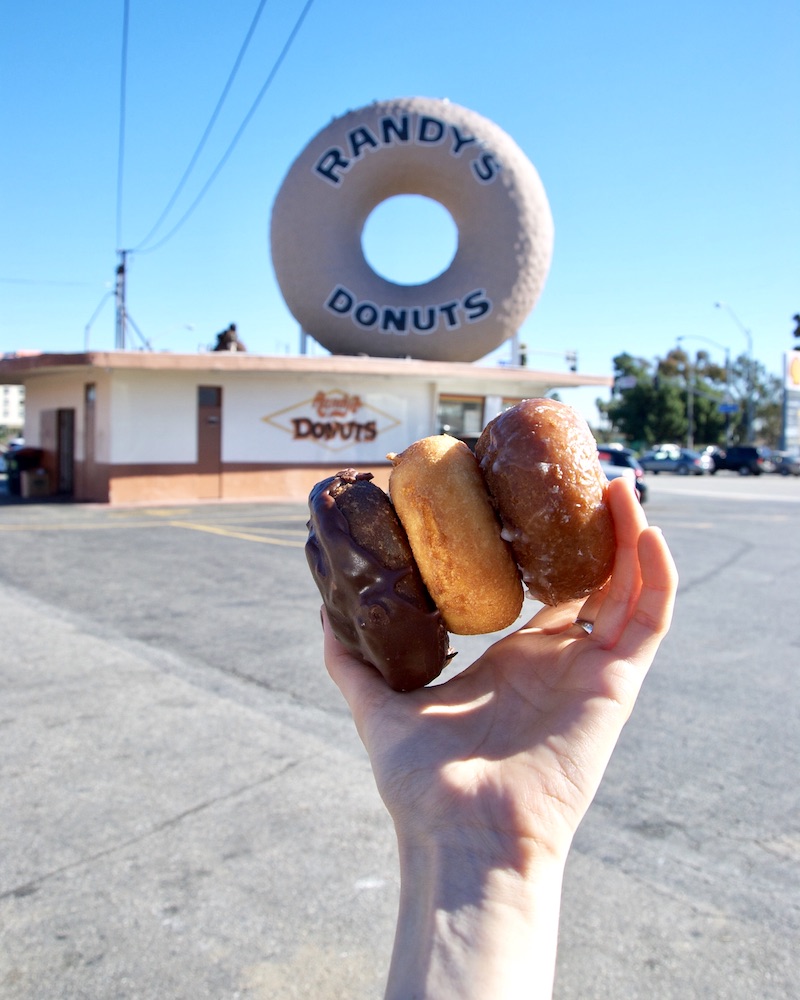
[221,373,436,464]
[20,367,441,467]
[20,372,91,458]
[109,372,197,464]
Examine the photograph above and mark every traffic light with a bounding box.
[565,350,578,372]
[793,313,800,340]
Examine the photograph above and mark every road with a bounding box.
[1,473,798,998]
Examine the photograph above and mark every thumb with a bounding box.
[321,607,393,729]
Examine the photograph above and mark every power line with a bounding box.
[0,277,97,287]
[134,0,317,255]
[132,0,270,252]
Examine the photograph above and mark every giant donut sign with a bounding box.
[270,97,554,363]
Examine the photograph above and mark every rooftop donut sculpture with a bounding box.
[270,97,554,363]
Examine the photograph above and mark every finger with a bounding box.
[591,476,648,646]
[321,608,394,732]
[522,597,585,633]
[572,583,609,631]
[522,476,641,641]
[611,525,678,665]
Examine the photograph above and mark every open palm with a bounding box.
[323,476,678,867]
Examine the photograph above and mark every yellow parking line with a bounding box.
[0,515,308,547]
[0,520,163,532]
[167,520,306,547]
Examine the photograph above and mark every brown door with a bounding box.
[82,383,96,500]
[57,408,75,494]
[197,386,222,499]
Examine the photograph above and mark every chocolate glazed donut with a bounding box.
[306,469,453,691]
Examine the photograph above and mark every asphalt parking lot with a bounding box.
[1,473,798,999]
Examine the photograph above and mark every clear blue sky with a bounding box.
[1,0,798,418]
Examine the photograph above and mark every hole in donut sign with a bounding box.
[270,96,554,363]
[362,195,458,286]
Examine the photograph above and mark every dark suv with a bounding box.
[710,446,768,475]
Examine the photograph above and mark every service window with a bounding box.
[437,396,484,441]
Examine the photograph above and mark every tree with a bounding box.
[743,359,783,445]
[598,350,784,449]
[597,354,684,448]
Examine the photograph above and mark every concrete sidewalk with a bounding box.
[0,582,395,999]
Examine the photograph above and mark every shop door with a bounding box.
[57,408,75,494]
[197,386,222,499]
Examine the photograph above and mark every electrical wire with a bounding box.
[132,0,270,252]
[134,0,317,255]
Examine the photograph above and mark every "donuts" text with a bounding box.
[291,418,378,443]
[324,285,492,336]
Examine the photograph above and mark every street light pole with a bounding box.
[675,337,694,449]
[678,334,733,446]
[715,301,754,443]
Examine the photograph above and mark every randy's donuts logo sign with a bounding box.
[309,389,363,418]
[262,389,401,452]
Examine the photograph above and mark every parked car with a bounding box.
[599,461,645,503]
[639,446,712,475]
[770,451,800,476]
[598,445,648,503]
[709,445,770,475]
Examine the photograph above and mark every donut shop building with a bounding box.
[0,350,611,504]
[2,97,614,504]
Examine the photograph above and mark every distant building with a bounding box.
[0,351,611,503]
[0,383,25,427]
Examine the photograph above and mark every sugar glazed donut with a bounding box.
[270,96,554,362]
[388,435,523,634]
[475,399,616,605]
[306,469,452,691]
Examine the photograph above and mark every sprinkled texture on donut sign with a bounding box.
[270,97,554,363]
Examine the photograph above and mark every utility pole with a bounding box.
[715,302,754,443]
[115,250,128,350]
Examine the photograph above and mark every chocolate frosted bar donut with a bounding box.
[306,469,453,691]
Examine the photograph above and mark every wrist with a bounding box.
[385,832,566,1000]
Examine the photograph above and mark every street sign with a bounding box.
[718,402,739,414]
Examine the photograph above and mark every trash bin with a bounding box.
[21,467,50,498]
[6,447,44,496]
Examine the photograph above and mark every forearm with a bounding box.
[385,835,566,1000]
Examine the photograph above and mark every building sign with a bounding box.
[323,285,492,337]
[262,388,402,453]
[784,351,800,449]
[270,96,554,363]
[784,350,800,391]
[312,111,502,187]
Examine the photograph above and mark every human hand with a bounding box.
[324,475,677,862]
[322,476,678,998]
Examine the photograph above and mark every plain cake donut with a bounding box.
[388,435,523,635]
